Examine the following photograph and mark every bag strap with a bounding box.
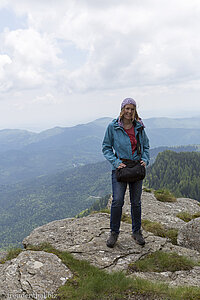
[136,127,143,160]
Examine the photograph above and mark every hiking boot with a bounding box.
[132,229,145,246]
[106,232,119,248]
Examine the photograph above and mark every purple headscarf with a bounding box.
[121,98,136,110]
[118,97,145,128]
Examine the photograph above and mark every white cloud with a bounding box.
[4,28,60,65]
[0,0,200,129]
[33,93,62,105]
[1,27,62,90]
[0,54,11,76]
[2,0,200,92]
[0,54,12,92]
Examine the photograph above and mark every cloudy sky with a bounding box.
[0,0,200,131]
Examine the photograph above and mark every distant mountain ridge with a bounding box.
[1,116,200,151]
[0,116,200,185]
[144,117,200,129]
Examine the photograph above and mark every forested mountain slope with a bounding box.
[145,150,200,202]
[0,160,111,249]
[149,145,199,164]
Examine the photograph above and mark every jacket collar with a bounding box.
[113,118,144,131]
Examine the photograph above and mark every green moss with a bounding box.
[154,189,177,202]
[128,251,196,273]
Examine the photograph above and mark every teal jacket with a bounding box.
[102,118,150,170]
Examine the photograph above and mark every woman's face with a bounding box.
[123,104,135,121]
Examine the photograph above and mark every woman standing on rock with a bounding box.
[102,98,150,248]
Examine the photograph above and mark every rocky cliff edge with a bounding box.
[0,190,200,299]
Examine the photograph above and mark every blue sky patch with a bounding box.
[0,7,27,31]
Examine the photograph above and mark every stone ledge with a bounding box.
[0,250,72,300]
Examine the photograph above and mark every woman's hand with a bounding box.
[140,160,146,167]
[117,163,126,169]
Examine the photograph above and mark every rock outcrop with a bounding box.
[1,190,200,298]
[0,250,72,299]
[119,191,200,230]
[177,217,200,252]
[23,190,200,288]
[23,212,170,271]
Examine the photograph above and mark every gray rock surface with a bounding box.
[177,217,200,252]
[2,189,200,293]
[23,209,200,287]
[23,213,170,271]
[0,250,72,299]
[119,190,200,229]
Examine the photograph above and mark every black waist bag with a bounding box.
[116,160,146,182]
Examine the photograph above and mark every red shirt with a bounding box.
[124,126,137,154]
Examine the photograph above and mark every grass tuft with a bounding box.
[154,189,177,202]
[176,211,192,222]
[142,219,178,245]
[0,248,23,264]
[128,251,196,273]
[121,214,132,224]
[193,212,200,218]
[165,229,179,245]
[99,208,110,214]
[142,219,166,237]
[176,211,200,222]
[143,187,152,193]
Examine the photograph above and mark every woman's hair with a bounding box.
[120,105,140,121]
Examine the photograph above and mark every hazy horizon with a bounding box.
[1,114,200,133]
